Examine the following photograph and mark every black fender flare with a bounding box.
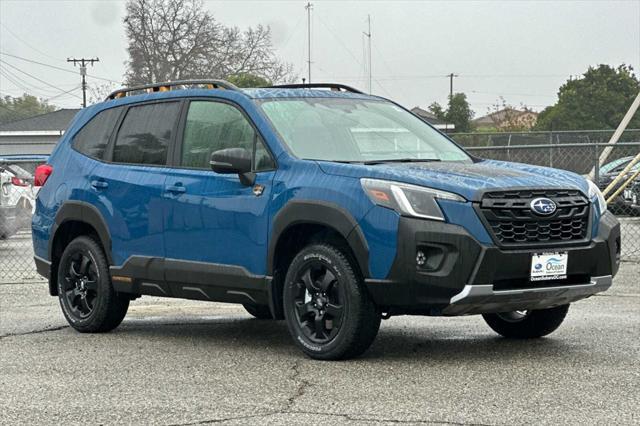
[267,200,370,278]
[50,200,113,264]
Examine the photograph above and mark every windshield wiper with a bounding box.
[362,158,441,165]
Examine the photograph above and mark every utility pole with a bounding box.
[445,73,458,132]
[67,57,99,108]
[448,72,458,100]
[363,15,372,94]
[305,2,313,84]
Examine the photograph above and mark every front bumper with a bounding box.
[365,211,620,316]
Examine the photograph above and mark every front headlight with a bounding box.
[361,178,465,221]
[588,179,607,215]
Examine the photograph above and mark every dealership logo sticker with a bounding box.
[530,252,568,281]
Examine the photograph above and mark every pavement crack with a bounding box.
[284,360,312,411]
[165,413,276,425]
[287,410,494,425]
[0,325,68,340]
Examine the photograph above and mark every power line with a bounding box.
[67,57,99,108]
[0,59,82,99]
[0,23,65,63]
[0,51,120,83]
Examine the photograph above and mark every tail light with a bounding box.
[34,164,53,187]
[11,176,28,187]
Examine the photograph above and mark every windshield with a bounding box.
[258,97,471,163]
[601,157,632,174]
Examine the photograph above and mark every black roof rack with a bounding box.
[105,79,239,100]
[267,83,364,94]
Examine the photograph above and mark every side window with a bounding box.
[72,107,122,160]
[181,101,274,171]
[254,139,275,171]
[113,102,181,165]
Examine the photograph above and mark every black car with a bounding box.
[597,156,640,215]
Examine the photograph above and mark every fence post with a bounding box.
[593,143,600,184]
[548,131,553,167]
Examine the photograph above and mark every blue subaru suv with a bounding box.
[32,80,620,360]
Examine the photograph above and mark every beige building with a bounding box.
[473,108,538,131]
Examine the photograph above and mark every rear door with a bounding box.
[88,101,183,268]
[163,99,276,278]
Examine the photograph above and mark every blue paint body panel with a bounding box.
[33,87,601,282]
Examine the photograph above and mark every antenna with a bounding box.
[305,2,313,83]
[363,15,372,94]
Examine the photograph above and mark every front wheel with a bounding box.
[482,304,570,339]
[283,243,381,360]
[57,236,129,333]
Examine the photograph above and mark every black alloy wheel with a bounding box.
[291,262,345,344]
[57,236,129,332]
[60,250,99,319]
[283,243,381,360]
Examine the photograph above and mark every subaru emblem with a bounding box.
[530,197,557,216]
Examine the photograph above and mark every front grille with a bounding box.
[478,189,591,247]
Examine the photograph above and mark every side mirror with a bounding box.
[210,148,255,186]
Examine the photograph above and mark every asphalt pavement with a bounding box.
[1,261,638,425]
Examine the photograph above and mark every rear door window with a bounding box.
[73,107,122,160]
[113,102,181,165]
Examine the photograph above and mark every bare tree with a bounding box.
[123,0,293,85]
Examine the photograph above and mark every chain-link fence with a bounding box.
[1,133,639,283]
[0,157,45,283]
[453,136,640,261]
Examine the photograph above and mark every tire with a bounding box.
[283,243,381,360]
[57,236,129,333]
[482,304,570,339]
[243,303,273,320]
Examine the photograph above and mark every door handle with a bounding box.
[166,185,186,194]
[91,180,108,189]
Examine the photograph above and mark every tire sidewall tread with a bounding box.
[57,236,128,333]
[283,243,380,360]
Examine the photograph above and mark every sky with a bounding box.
[0,0,639,117]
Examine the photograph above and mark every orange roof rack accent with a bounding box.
[106,79,239,100]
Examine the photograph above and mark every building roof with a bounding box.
[410,107,455,130]
[0,109,80,133]
[473,108,538,125]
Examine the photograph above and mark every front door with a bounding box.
[163,100,276,295]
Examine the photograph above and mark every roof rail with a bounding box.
[267,83,364,94]
[105,79,239,100]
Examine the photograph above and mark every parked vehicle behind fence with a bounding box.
[0,155,47,239]
[32,80,620,360]
[596,156,640,215]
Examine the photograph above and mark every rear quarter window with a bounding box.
[113,102,181,166]
[73,107,122,160]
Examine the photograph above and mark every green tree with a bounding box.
[227,73,271,88]
[446,93,473,132]
[0,94,57,125]
[428,102,446,121]
[427,95,473,132]
[535,64,640,130]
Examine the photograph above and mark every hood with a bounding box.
[316,159,590,201]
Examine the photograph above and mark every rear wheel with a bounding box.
[243,303,273,319]
[482,304,570,339]
[57,236,129,333]
[283,243,381,360]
